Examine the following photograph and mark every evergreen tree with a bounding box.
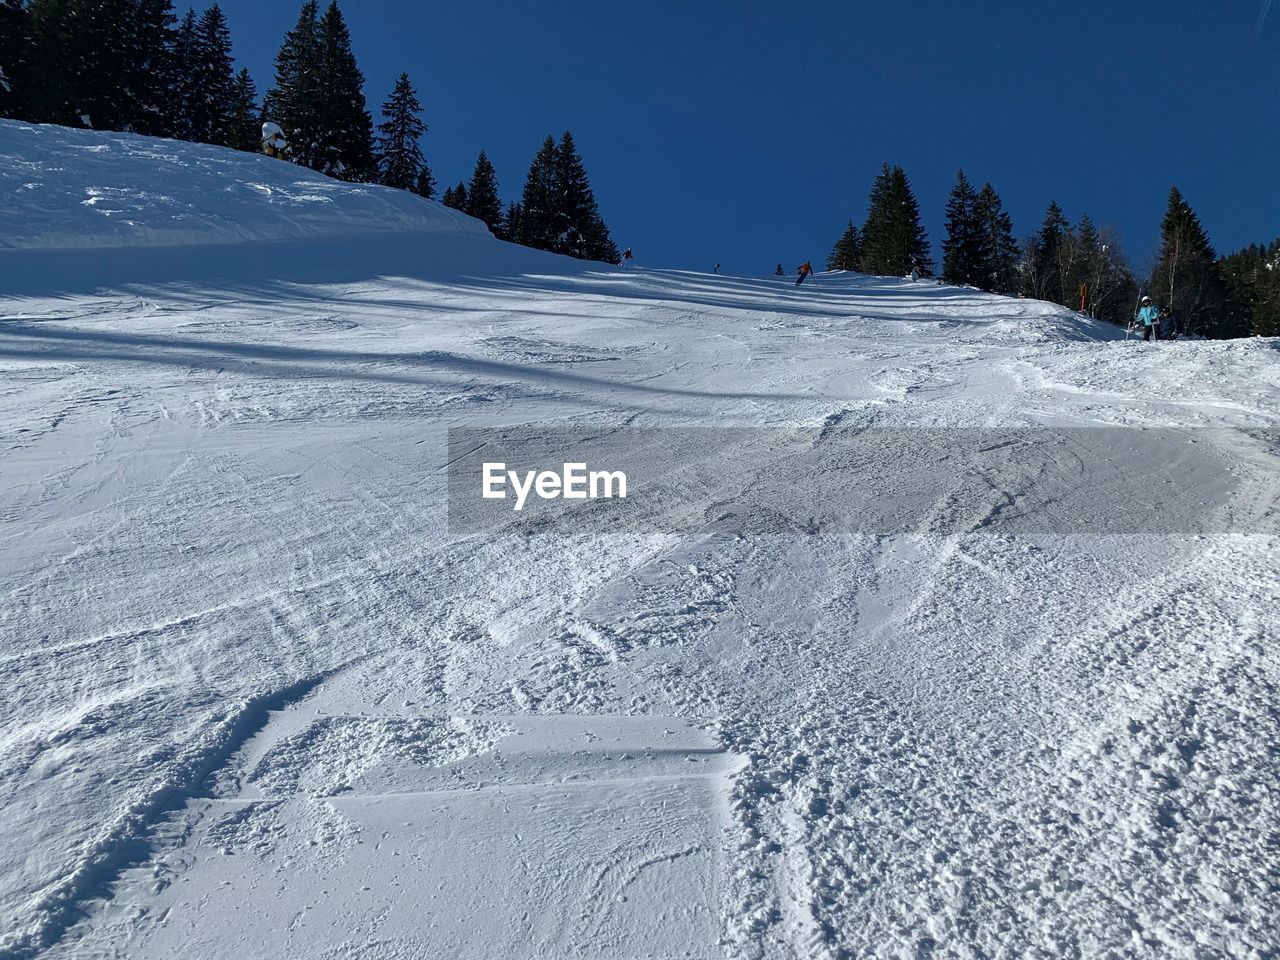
[413,164,436,199]
[168,8,201,140]
[861,163,930,276]
[0,0,33,120]
[315,0,373,180]
[263,1,323,167]
[188,4,236,145]
[26,0,133,129]
[973,182,1019,294]
[517,134,559,250]
[129,0,178,136]
[24,0,73,124]
[1151,187,1230,337]
[503,201,523,241]
[827,221,861,271]
[226,67,259,150]
[1028,201,1071,304]
[941,169,983,286]
[552,131,618,262]
[1221,240,1280,338]
[442,182,468,211]
[375,72,426,190]
[466,150,503,236]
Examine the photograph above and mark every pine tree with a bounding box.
[0,0,33,120]
[25,0,133,129]
[827,221,861,271]
[188,4,236,145]
[942,169,983,286]
[1151,187,1230,337]
[973,183,1019,294]
[517,134,559,250]
[1028,202,1071,304]
[503,201,523,241]
[263,1,323,167]
[413,164,436,199]
[1221,239,1280,337]
[315,0,373,180]
[442,182,468,211]
[466,150,503,236]
[552,132,618,262]
[376,72,426,190]
[129,0,178,136]
[226,68,259,150]
[168,8,201,140]
[861,164,930,276]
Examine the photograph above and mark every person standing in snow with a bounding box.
[714,263,721,274]
[1135,295,1162,342]
[775,263,784,276]
[796,261,814,286]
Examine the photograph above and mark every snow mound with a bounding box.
[0,120,489,251]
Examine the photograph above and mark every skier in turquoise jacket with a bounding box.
[1135,296,1162,342]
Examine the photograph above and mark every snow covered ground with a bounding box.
[2,121,1278,959]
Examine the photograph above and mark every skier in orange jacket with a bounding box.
[796,261,814,286]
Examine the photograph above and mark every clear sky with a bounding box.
[214,0,1278,274]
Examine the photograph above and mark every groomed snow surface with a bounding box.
[2,120,1278,959]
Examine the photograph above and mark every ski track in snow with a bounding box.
[1,121,1279,959]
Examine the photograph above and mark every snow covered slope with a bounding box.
[2,123,1278,960]
[0,120,487,251]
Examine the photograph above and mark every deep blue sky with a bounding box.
[214,0,1278,273]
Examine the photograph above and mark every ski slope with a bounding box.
[2,121,1278,960]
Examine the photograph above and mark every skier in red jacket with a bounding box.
[796,261,814,286]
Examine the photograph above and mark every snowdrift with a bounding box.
[0,120,490,251]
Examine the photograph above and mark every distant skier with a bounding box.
[796,261,814,286]
[775,263,784,276]
[713,263,721,274]
[1135,295,1162,342]
[909,266,921,282]
[261,121,289,159]
[1161,306,1181,339]
[622,247,633,263]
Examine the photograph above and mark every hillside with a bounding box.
[2,122,1278,960]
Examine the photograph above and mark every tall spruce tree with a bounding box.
[26,0,133,128]
[1221,239,1280,337]
[375,72,426,191]
[861,163,930,276]
[1028,202,1071,304]
[517,134,559,251]
[0,0,31,120]
[315,0,373,180]
[503,201,524,242]
[263,1,323,167]
[24,0,71,124]
[129,0,178,135]
[553,132,618,262]
[413,164,436,199]
[169,8,201,140]
[189,4,236,145]
[973,183,1019,294]
[226,68,259,150]
[942,169,983,286]
[827,221,861,271]
[1151,187,1230,337]
[466,150,503,236]
[442,182,468,211]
